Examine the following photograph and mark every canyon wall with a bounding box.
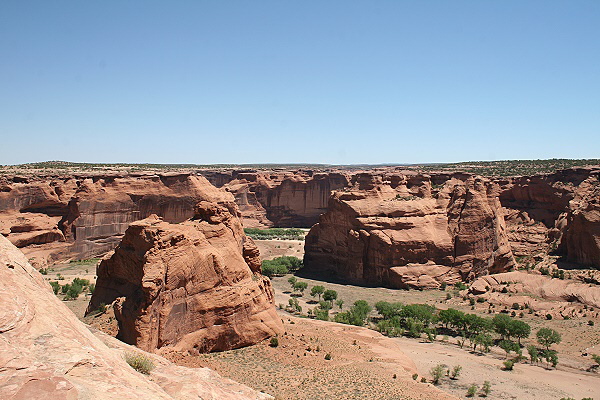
[497,167,600,266]
[87,204,283,353]
[200,169,350,228]
[303,172,515,289]
[0,172,231,265]
[1,165,598,272]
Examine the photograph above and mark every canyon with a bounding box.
[1,164,598,282]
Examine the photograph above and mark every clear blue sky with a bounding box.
[1,1,598,165]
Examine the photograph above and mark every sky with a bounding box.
[1,1,599,165]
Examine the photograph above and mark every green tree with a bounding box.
[536,328,561,351]
[498,339,520,358]
[310,285,325,301]
[287,276,297,290]
[473,333,493,353]
[293,281,308,295]
[508,319,531,345]
[438,308,465,330]
[335,299,344,310]
[526,345,539,365]
[323,289,338,306]
[375,301,403,319]
[492,314,513,339]
[335,300,371,326]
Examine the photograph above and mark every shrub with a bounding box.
[88,283,95,294]
[450,365,462,380]
[546,313,553,320]
[592,353,600,366]
[335,299,344,310]
[49,281,60,295]
[324,353,332,360]
[124,352,155,375]
[412,373,418,381]
[466,384,478,397]
[454,282,468,290]
[429,364,446,384]
[481,381,491,397]
[503,360,514,371]
[269,337,279,347]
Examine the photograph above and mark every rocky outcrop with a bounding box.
[201,169,351,228]
[87,204,283,354]
[303,172,515,289]
[0,234,271,399]
[0,173,232,264]
[469,271,600,319]
[498,167,600,266]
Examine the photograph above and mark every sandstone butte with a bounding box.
[303,172,516,289]
[87,202,284,354]
[0,234,273,400]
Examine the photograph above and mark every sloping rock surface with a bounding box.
[87,206,283,354]
[0,234,271,400]
[304,172,515,288]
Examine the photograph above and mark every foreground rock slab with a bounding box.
[0,234,271,399]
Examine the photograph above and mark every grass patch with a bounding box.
[124,352,155,375]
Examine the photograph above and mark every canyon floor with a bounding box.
[46,241,599,400]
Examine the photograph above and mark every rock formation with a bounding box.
[1,165,598,273]
[0,172,233,265]
[0,234,271,399]
[303,172,515,289]
[201,169,350,228]
[498,167,600,266]
[87,203,283,353]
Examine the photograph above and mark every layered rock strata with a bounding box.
[498,167,600,266]
[87,203,283,353]
[0,234,271,400]
[201,169,350,228]
[304,172,515,288]
[0,172,231,264]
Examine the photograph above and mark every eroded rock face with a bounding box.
[0,234,271,400]
[304,172,515,288]
[0,173,232,264]
[201,169,351,228]
[498,167,600,266]
[87,204,283,354]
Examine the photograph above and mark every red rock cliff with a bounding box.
[87,201,283,354]
[303,172,515,289]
